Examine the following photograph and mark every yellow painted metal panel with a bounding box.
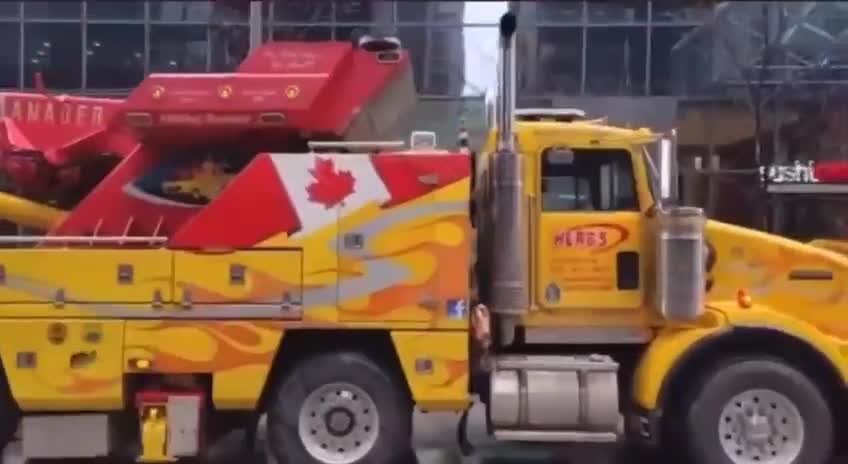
[0,319,124,411]
[173,249,302,305]
[0,248,171,304]
[391,330,470,411]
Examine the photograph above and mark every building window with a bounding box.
[24,23,82,90]
[0,3,20,19]
[273,1,331,23]
[398,26,466,96]
[149,1,213,23]
[86,24,145,90]
[397,2,464,24]
[586,27,647,96]
[150,25,208,73]
[334,26,370,42]
[23,1,82,20]
[533,27,582,95]
[650,1,711,24]
[397,2,427,22]
[0,22,19,88]
[86,1,145,21]
[210,25,249,72]
[210,0,249,24]
[587,2,647,24]
[650,26,697,95]
[534,2,583,24]
[541,149,638,212]
[334,1,372,23]
[271,26,333,41]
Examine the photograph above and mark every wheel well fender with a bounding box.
[654,326,848,441]
[257,329,412,412]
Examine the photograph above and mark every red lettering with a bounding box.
[554,226,623,250]
[554,231,565,247]
[43,103,54,123]
[75,104,88,126]
[9,100,22,120]
[4,98,104,127]
[585,231,596,247]
[26,101,39,122]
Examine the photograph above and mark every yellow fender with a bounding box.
[633,302,848,412]
[631,309,729,411]
[715,301,848,380]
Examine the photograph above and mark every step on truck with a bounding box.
[0,10,845,464]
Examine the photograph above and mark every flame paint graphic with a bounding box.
[125,321,284,373]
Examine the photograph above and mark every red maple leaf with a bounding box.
[305,157,356,209]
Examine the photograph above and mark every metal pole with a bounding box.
[249,0,263,51]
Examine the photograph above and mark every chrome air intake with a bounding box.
[489,10,528,320]
[656,206,707,322]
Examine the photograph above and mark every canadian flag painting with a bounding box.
[168,151,473,248]
[270,153,392,238]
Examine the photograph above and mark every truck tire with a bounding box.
[681,357,833,464]
[266,351,412,464]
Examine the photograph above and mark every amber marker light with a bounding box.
[737,288,753,308]
[130,358,152,370]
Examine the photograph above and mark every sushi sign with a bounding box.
[759,161,818,184]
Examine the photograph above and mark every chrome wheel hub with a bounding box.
[297,382,379,464]
[718,388,804,464]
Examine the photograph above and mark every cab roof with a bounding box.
[514,120,659,145]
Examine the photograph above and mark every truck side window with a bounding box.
[541,149,638,212]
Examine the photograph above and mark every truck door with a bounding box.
[536,147,644,310]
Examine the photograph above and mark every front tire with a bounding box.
[266,351,412,464]
[682,357,833,464]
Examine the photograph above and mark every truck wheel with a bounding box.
[266,351,412,464]
[682,357,832,464]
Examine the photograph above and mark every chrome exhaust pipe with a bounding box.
[489,11,528,344]
[496,11,517,152]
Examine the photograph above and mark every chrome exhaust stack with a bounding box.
[489,11,528,344]
[654,129,707,323]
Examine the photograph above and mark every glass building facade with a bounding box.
[0,1,481,96]
[2,1,848,231]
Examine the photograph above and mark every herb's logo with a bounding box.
[553,223,629,253]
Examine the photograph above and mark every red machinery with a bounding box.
[0,37,415,239]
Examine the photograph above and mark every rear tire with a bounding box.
[266,351,412,464]
[680,357,832,464]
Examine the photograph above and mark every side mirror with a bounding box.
[658,129,678,205]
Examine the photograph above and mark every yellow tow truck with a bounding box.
[0,11,842,464]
